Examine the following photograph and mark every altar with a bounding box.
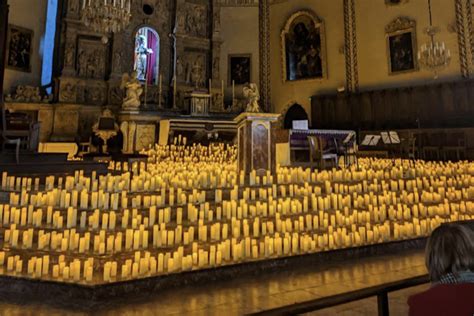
[185,92,211,116]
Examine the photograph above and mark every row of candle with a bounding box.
[3,212,470,283]
[2,145,474,284]
[3,201,472,255]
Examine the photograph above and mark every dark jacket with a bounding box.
[408,271,474,316]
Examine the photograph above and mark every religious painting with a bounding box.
[385,17,418,75]
[281,11,326,82]
[228,55,251,85]
[6,24,33,72]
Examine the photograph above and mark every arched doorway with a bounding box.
[134,27,160,85]
[284,103,309,129]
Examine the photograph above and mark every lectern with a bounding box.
[234,112,280,176]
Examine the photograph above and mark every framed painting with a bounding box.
[228,54,251,85]
[6,24,33,72]
[386,17,418,75]
[281,10,327,82]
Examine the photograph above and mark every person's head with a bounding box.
[425,223,474,282]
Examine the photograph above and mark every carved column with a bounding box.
[258,0,271,112]
[343,0,358,92]
[211,0,222,81]
[454,0,472,78]
[0,0,8,103]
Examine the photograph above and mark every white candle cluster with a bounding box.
[0,141,473,284]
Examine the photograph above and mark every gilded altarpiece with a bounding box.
[52,0,223,141]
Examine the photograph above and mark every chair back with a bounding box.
[308,135,323,160]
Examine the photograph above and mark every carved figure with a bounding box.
[188,56,205,88]
[6,85,46,103]
[77,50,88,77]
[176,57,184,78]
[243,83,261,113]
[61,83,76,102]
[114,52,123,73]
[135,35,153,81]
[121,71,143,110]
[212,56,220,79]
[64,44,75,67]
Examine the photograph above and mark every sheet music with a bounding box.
[389,131,400,144]
[362,135,380,146]
[381,132,391,144]
[369,135,381,146]
[343,131,355,144]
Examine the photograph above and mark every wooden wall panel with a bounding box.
[311,79,474,130]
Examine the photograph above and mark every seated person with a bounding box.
[408,223,474,316]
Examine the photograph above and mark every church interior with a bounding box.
[0,0,473,314]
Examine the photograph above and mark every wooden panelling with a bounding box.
[311,80,474,130]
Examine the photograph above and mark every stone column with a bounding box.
[258,0,271,112]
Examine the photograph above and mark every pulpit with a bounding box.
[234,112,280,176]
[118,111,159,154]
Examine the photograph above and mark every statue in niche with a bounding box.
[121,71,143,110]
[243,83,261,113]
[77,50,88,77]
[114,52,123,73]
[176,57,184,79]
[187,56,205,89]
[135,35,153,81]
[212,55,220,79]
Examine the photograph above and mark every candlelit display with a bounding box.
[0,140,473,285]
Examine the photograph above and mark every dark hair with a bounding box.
[425,223,474,282]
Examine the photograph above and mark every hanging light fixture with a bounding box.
[417,0,451,78]
[81,0,132,34]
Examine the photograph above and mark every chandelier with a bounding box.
[81,0,132,34]
[417,0,451,78]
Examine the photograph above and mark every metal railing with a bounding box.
[248,274,430,316]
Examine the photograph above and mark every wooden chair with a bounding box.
[308,136,338,169]
[1,104,40,163]
[400,136,416,160]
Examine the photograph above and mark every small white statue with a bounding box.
[121,71,143,110]
[243,83,261,113]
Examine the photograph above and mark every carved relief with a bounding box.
[76,39,107,79]
[5,85,50,103]
[85,86,105,105]
[59,82,77,103]
[136,124,156,151]
[184,3,208,37]
[109,86,124,105]
[184,52,207,88]
[64,43,76,68]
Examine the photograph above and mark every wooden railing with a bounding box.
[248,274,430,316]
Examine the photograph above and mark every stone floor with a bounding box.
[0,249,429,315]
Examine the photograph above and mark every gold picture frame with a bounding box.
[385,17,418,75]
[281,10,327,83]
